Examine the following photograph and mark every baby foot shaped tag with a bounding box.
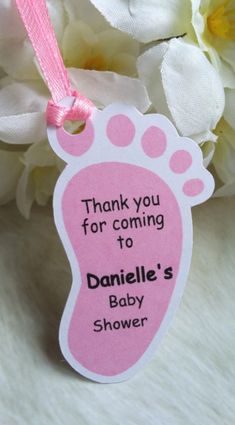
[47,99,214,383]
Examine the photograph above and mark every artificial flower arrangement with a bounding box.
[0,0,234,218]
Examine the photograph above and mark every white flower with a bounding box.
[62,20,139,76]
[137,38,225,143]
[191,0,235,88]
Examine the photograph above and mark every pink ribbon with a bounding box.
[15,0,94,126]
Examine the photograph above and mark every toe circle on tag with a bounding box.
[170,150,192,174]
[141,126,167,158]
[183,179,204,196]
[107,115,135,147]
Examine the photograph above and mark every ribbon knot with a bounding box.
[46,91,94,127]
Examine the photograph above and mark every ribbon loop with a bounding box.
[15,0,94,127]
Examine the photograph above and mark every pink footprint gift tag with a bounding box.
[47,99,214,383]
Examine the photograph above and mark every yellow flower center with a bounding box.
[84,54,107,71]
[207,1,235,40]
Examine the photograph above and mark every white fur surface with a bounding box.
[0,198,234,425]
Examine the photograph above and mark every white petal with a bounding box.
[16,141,59,217]
[47,0,66,42]
[0,68,6,80]
[138,41,219,143]
[210,50,235,89]
[0,148,23,204]
[97,29,139,60]
[0,0,65,79]
[0,76,12,89]
[191,0,206,49]
[16,166,35,219]
[22,140,57,167]
[68,68,150,112]
[0,0,65,41]
[214,181,235,197]
[138,39,225,140]
[212,120,235,194]
[62,20,97,69]
[62,20,139,76]
[191,0,235,88]
[0,39,39,80]
[64,0,109,31]
[213,40,235,74]
[0,113,46,145]
[162,39,225,137]
[201,141,216,168]
[191,130,217,144]
[224,89,235,130]
[0,0,26,40]
[0,81,48,144]
[34,167,59,206]
[90,0,191,42]
[137,42,175,117]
